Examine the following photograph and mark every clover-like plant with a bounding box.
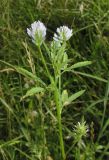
[18,20,91,160]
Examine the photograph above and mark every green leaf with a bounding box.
[61,90,68,104]
[98,118,109,141]
[0,97,13,113]
[0,60,46,86]
[61,53,68,70]
[22,87,44,99]
[74,71,107,83]
[15,67,46,86]
[0,137,22,148]
[64,90,85,106]
[67,61,92,70]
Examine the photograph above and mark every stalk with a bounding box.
[38,46,65,159]
[54,86,66,160]
[38,46,51,79]
[59,72,65,159]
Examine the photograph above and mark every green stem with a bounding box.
[38,46,51,80]
[59,73,65,159]
[38,46,65,159]
[54,85,65,160]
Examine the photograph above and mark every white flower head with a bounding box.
[53,26,73,43]
[27,20,46,46]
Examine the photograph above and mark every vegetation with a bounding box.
[0,0,109,159]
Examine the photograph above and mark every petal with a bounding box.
[27,28,32,37]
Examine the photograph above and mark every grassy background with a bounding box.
[0,0,109,159]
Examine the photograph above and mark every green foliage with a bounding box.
[63,90,85,106]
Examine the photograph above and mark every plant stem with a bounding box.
[38,46,51,80]
[38,46,65,159]
[54,85,65,160]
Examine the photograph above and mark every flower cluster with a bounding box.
[27,20,73,46]
[73,121,89,148]
[27,20,46,46]
[53,26,73,42]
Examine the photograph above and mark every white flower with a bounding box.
[27,20,46,46]
[53,26,73,42]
